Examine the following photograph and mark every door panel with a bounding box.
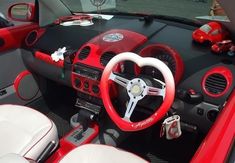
[0,49,27,89]
[0,23,38,52]
[0,23,41,105]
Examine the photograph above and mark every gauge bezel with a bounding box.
[136,44,184,85]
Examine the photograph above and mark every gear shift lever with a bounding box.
[76,109,94,132]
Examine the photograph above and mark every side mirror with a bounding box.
[8,3,35,22]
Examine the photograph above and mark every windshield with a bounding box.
[61,0,217,20]
[199,24,212,34]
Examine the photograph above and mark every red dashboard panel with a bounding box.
[71,71,101,98]
[35,51,64,68]
[73,29,147,69]
[72,29,147,97]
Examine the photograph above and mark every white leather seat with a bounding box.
[0,153,30,163]
[0,104,58,160]
[59,144,148,163]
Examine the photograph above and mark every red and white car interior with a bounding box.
[0,0,234,162]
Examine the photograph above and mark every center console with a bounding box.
[72,63,102,98]
[60,123,99,150]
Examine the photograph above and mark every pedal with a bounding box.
[160,115,182,140]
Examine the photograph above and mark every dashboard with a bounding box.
[22,15,235,133]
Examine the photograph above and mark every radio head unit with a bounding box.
[73,64,102,81]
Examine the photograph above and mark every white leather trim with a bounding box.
[0,153,29,163]
[0,105,58,160]
[59,144,148,163]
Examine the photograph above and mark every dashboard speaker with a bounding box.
[14,71,39,101]
[202,66,232,98]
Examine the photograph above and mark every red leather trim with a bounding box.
[35,51,64,68]
[0,23,38,52]
[137,44,184,85]
[8,3,35,22]
[46,123,99,163]
[201,66,233,98]
[14,70,39,101]
[191,90,235,163]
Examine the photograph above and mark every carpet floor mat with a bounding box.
[119,128,202,163]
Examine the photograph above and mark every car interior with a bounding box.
[0,0,234,163]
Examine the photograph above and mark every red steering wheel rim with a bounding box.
[100,52,175,131]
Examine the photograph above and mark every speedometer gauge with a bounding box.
[137,44,184,85]
[155,53,176,75]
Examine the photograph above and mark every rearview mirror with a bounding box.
[8,3,35,22]
[80,0,116,12]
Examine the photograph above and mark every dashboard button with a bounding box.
[92,85,100,94]
[197,108,204,116]
[75,78,81,88]
[84,81,89,89]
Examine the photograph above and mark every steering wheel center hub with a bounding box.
[131,85,142,95]
[127,78,147,98]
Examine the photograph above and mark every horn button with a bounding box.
[127,78,148,100]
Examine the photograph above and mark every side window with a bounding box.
[0,12,14,28]
[211,29,219,36]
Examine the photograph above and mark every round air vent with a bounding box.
[100,51,116,66]
[78,46,91,60]
[25,30,38,46]
[202,66,233,98]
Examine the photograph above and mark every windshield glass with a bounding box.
[61,0,218,20]
[199,24,212,34]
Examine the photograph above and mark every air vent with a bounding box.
[78,46,91,60]
[100,51,116,66]
[202,66,233,98]
[205,73,227,95]
[25,30,38,46]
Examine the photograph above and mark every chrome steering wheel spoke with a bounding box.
[147,79,166,99]
[109,72,130,88]
[123,97,139,121]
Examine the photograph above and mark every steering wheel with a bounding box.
[100,52,175,131]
